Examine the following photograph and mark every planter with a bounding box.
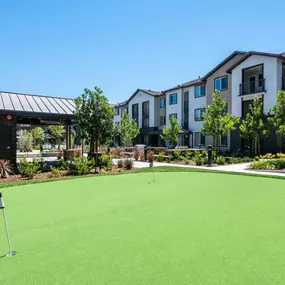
[64,149,76,161]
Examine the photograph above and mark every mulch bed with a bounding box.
[0,167,134,184]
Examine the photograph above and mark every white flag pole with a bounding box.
[0,193,16,257]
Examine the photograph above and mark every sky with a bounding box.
[0,0,284,104]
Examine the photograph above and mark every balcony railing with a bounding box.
[282,77,285,91]
[239,79,265,95]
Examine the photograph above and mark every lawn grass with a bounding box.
[1,171,285,284]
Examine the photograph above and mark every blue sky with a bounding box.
[0,0,284,103]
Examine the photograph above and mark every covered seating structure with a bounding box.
[0,91,77,165]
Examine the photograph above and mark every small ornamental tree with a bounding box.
[30,127,44,147]
[48,125,66,150]
[118,110,139,146]
[160,116,181,148]
[268,90,285,151]
[240,96,271,156]
[18,130,33,152]
[201,91,239,154]
[75,87,114,164]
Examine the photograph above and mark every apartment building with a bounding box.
[114,50,285,152]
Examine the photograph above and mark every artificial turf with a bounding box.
[0,172,285,284]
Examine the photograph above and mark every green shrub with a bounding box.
[250,159,285,170]
[193,156,203,166]
[173,150,182,160]
[225,157,233,164]
[185,151,193,160]
[216,156,225,165]
[18,158,40,178]
[200,150,207,159]
[168,154,174,162]
[100,154,113,171]
[73,157,95,175]
[124,159,133,170]
[117,159,124,168]
[50,166,61,178]
[57,159,70,170]
[157,151,165,162]
[34,144,41,150]
[18,130,33,152]
[202,158,208,165]
[241,157,252,163]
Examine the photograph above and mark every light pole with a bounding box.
[0,193,16,257]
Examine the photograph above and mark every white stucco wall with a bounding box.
[128,91,155,128]
[187,86,206,133]
[165,88,183,126]
[231,55,280,117]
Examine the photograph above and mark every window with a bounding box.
[194,132,205,146]
[132,104,138,122]
[220,136,227,147]
[169,93,177,105]
[169,113,177,120]
[142,118,149,128]
[115,108,120,115]
[195,85,206,98]
[194,108,205,121]
[142,101,149,117]
[160,116,166,126]
[160,97,166,108]
[214,76,228,91]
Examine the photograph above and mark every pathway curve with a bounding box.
[113,159,285,177]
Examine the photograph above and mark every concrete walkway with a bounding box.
[113,159,285,177]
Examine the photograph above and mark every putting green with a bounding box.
[0,172,285,284]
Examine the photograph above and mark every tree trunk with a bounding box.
[81,138,84,157]
[57,138,60,151]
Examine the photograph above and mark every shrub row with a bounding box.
[251,159,285,170]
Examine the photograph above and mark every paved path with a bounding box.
[113,159,285,177]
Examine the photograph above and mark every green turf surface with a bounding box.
[1,172,285,284]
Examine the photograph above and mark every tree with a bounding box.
[18,130,33,152]
[268,90,285,151]
[30,127,44,147]
[48,125,66,150]
[201,91,239,153]
[160,116,181,148]
[117,111,139,146]
[75,87,114,160]
[240,96,271,156]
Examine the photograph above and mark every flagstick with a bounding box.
[0,193,16,257]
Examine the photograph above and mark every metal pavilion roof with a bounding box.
[0,91,75,117]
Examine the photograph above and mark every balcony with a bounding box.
[282,77,285,91]
[239,79,265,96]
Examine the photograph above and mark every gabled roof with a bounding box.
[163,78,202,93]
[114,100,128,108]
[226,51,285,73]
[0,91,75,117]
[127,88,163,103]
[201,50,247,80]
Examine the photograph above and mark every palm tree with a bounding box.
[30,127,44,147]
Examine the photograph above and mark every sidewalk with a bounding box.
[112,159,285,177]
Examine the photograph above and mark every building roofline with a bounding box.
[201,50,247,80]
[226,51,285,73]
[0,90,74,101]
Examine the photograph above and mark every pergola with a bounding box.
[0,91,77,164]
